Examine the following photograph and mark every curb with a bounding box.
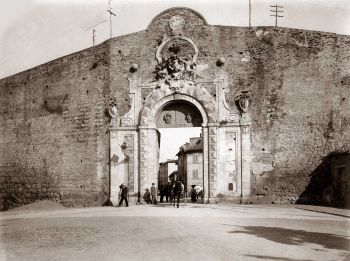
[296,205,350,218]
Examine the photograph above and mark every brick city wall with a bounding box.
[0,7,349,209]
[0,42,112,210]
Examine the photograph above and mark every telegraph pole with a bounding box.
[107,0,117,38]
[84,19,107,47]
[92,29,96,46]
[249,0,252,27]
[270,4,284,27]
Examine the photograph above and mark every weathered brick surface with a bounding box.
[0,43,111,209]
[0,8,349,209]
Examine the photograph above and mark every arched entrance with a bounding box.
[138,94,209,203]
[109,74,252,205]
[108,28,252,205]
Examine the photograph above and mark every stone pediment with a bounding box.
[147,7,208,34]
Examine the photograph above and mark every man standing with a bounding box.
[151,183,157,205]
[118,184,129,207]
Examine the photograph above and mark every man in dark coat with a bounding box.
[118,184,129,207]
[190,185,197,203]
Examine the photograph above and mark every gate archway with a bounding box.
[138,91,211,203]
[108,25,252,205]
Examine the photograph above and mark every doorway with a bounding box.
[158,127,202,202]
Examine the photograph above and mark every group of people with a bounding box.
[189,185,203,203]
[143,183,158,205]
[118,179,201,208]
[143,180,184,208]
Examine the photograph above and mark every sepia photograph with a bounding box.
[0,0,349,260]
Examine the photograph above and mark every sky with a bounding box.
[159,127,201,164]
[0,0,349,79]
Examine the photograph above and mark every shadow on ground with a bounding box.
[229,226,350,251]
[244,254,313,261]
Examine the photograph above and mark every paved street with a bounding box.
[0,203,349,261]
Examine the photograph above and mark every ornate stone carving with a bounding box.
[237,91,251,113]
[226,113,240,123]
[185,113,192,123]
[156,36,198,64]
[155,54,197,84]
[121,141,127,151]
[111,154,119,167]
[107,97,118,118]
[169,15,185,34]
[154,35,203,94]
[116,141,130,165]
[140,87,217,126]
[163,113,172,124]
[120,117,133,127]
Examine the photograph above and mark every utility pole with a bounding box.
[249,0,252,27]
[107,0,117,38]
[84,19,107,47]
[270,4,284,27]
[92,29,96,46]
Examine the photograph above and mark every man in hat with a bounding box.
[118,183,128,207]
[151,183,157,205]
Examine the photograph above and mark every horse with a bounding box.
[172,180,183,208]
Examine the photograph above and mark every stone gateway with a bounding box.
[0,7,349,210]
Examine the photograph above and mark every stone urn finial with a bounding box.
[108,97,118,118]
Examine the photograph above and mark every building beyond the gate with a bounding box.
[0,7,349,210]
[158,159,177,188]
[177,137,203,193]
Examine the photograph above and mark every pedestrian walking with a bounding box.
[118,183,129,207]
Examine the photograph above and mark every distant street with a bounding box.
[0,204,349,261]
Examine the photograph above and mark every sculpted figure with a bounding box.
[108,97,118,118]
[185,113,192,123]
[163,113,172,124]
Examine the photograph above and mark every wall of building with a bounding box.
[1,7,349,209]
[186,153,203,192]
[158,163,169,188]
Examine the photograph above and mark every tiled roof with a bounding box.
[177,137,203,155]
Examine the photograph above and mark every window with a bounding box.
[193,154,198,163]
[193,169,198,179]
[228,183,233,191]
